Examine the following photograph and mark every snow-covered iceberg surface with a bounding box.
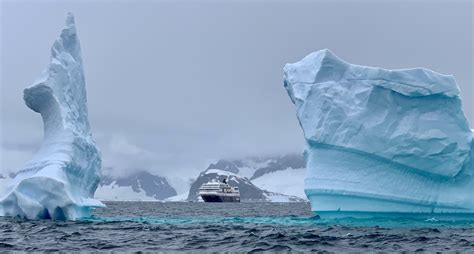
[284,49,474,216]
[0,13,104,220]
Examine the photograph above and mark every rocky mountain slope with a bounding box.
[206,153,305,180]
[96,171,177,201]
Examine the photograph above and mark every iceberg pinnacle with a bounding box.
[0,13,104,220]
[284,49,474,216]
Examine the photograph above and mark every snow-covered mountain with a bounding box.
[184,153,307,202]
[187,169,304,202]
[249,154,305,180]
[96,171,177,201]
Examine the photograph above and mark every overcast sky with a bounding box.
[1,0,473,180]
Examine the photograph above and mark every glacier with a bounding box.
[0,13,104,220]
[284,49,474,216]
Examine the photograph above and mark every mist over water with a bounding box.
[1,202,473,252]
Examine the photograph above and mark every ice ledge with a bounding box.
[303,143,474,215]
[305,189,470,213]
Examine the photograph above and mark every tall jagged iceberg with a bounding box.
[0,13,104,220]
[284,49,474,216]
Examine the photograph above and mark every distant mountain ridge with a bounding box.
[97,171,177,201]
[206,160,240,174]
[206,153,305,180]
[250,154,305,180]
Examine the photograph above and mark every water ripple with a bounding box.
[0,202,473,252]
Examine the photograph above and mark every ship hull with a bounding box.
[200,194,240,202]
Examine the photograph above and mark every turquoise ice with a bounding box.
[284,49,473,216]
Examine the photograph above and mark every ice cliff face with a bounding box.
[284,49,474,215]
[0,13,103,220]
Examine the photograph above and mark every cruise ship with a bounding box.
[198,178,240,202]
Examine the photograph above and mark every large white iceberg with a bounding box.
[284,49,474,216]
[0,13,104,220]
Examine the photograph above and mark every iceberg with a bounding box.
[284,49,474,216]
[0,13,104,220]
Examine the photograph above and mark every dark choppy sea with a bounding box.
[1,202,474,252]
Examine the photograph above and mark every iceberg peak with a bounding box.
[66,12,75,26]
[24,12,89,139]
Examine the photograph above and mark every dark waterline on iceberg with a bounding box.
[1,202,473,252]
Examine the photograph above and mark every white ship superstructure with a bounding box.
[198,178,240,202]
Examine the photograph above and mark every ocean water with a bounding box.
[1,202,473,252]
